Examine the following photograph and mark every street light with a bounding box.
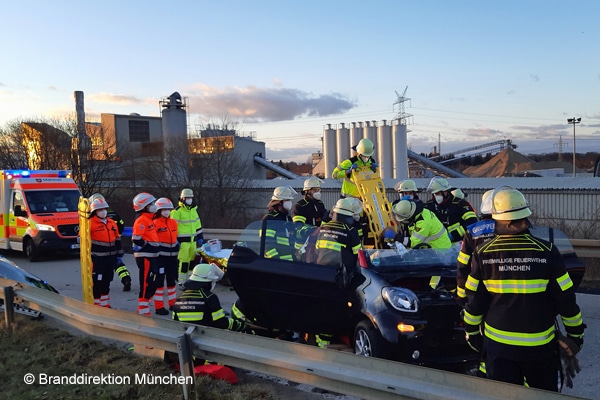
[567,117,581,177]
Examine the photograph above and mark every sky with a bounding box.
[1,1,599,163]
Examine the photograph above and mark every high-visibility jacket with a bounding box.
[154,216,180,257]
[456,218,495,302]
[463,232,584,361]
[172,281,245,331]
[331,155,376,198]
[315,220,361,268]
[292,197,328,226]
[261,210,295,261]
[425,196,477,242]
[132,212,159,258]
[406,208,452,249]
[170,202,202,243]
[90,216,122,258]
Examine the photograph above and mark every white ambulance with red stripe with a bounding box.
[0,170,81,261]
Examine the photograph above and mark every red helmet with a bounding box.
[133,192,156,212]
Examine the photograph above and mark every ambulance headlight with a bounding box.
[35,224,56,232]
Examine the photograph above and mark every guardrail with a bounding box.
[0,278,581,400]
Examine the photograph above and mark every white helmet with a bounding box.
[394,179,418,193]
[303,177,322,191]
[427,176,451,194]
[90,198,109,213]
[155,197,174,211]
[271,186,297,201]
[392,200,417,222]
[133,192,156,212]
[479,190,494,216]
[356,138,374,157]
[189,263,224,282]
[451,188,465,200]
[88,193,105,203]
[180,188,194,199]
[345,197,363,217]
[332,198,355,216]
[491,188,532,221]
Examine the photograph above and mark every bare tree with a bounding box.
[0,119,28,168]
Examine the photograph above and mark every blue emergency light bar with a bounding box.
[3,170,71,179]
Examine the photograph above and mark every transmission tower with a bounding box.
[393,86,412,125]
[554,135,568,162]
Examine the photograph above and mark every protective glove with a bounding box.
[558,332,582,388]
[465,331,482,353]
[197,239,203,246]
[121,275,132,292]
[117,257,123,265]
[132,244,142,252]
[567,334,584,351]
[370,162,378,172]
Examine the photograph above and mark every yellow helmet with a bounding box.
[189,263,224,282]
[427,176,451,194]
[394,179,418,193]
[451,188,465,199]
[356,138,374,157]
[392,200,417,222]
[180,188,194,199]
[332,198,355,216]
[491,188,531,221]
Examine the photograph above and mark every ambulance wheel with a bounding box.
[25,239,40,262]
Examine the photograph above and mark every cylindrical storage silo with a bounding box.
[161,92,187,143]
[336,123,350,167]
[323,124,337,178]
[377,120,393,179]
[365,120,378,153]
[393,120,409,179]
[350,122,363,153]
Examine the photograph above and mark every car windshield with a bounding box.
[24,190,80,214]
[364,243,462,273]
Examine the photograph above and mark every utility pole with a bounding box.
[554,135,567,162]
[567,117,581,177]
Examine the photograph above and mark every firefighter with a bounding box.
[89,193,131,291]
[262,186,297,261]
[153,197,179,315]
[391,199,451,249]
[89,197,122,308]
[292,177,329,227]
[392,179,420,205]
[425,176,477,243]
[331,138,378,198]
[456,189,495,307]
[463,188,585,391]
[132,192,160,316]
[170,188,203,283]
[172,263,245,331]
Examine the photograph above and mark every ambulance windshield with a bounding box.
[24,190,80,214]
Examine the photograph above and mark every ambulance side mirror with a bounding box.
[14,205,27,217]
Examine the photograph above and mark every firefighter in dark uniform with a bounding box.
[89,193,132,291]
[262,186,297,261]
[425,176,478,243]
[456,189,495,306]
[89,197,123,308]
[172,263,245,331]
[293,177,329,227]
[463,188,585,391]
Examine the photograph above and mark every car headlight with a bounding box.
[382,287,419,313]
[35,224,55,232]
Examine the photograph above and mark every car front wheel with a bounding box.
[354,319,386,358]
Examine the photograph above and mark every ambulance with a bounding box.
[0,170,81,261]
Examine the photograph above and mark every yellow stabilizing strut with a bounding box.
[78,196,94,304]
[351,166,395,249]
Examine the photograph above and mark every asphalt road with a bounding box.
[7,251,598,399]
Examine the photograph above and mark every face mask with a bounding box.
[147,204,158,213]
[96,210,107,219]
[282,200,293,211]
[360,155,369,163]
[402,194,413,200]
[352,214,360,221]
[160,210,171,218]
[434,194,444,204]
[312,191,322,201]
[185,198,193,206]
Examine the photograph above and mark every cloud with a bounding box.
[88,93,155,106]
[187,85,356,122]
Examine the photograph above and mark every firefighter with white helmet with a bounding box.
[463,187,585,390]
[331,138,378,198]
[425,176,477,243]
[391,200,451,249]
[152,197,179,315]
[132,192,160,316]
[262,186,298,261]
[293,177,329,227]
[170,188,203,283]
[88,197,123,308]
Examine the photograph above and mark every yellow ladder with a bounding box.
[351,167,395,249]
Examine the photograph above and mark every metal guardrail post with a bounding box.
[177,326,196,400]
[3,286,14,329]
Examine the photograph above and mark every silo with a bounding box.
[336,123,350,167]
[365,120,378,153]
[160,92,187,143]
[350,122,363,152]
[323,124,337,178]
[393,120,409,179]
[377,120,393,179]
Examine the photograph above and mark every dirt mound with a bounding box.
[463,148,538,177]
